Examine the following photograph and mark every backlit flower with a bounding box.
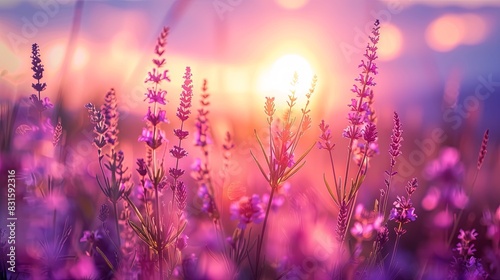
[230,195,265,229]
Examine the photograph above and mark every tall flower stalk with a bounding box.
[133,26,171,279]
[251,72,316,279]
[389,178,418,269]
[319,20,380,266]
[166,66,193,274]
[446,129,489,247]
[30,43,52,123]
[170,66,194,213]
[85,89,129,253]
[193,80,219,218]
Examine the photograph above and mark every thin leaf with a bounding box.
[254,129,271,168]
[124,196,146,225]
[338,177,344,202]
[280,160,306,182]
[324,173,339,206]
[95,246,115,273]
[282,141,315,179]
[250,150,269,182]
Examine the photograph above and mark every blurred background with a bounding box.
[1,0,498,206]
[1,0,500,278]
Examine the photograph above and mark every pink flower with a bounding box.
[318,120,335,151]
[80,230,102,244]
[343,20,380,141]
[144,88,167,105]
[482,206,500,241]
[138,128,166,150]
[230,195,265,229]
[350,204,383,241]
[145,107,168,126]
[176,66,193,122]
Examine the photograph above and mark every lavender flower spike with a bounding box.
[477,129,489,170]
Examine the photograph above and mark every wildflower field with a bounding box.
[1,1,500,279]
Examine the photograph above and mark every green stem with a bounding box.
[154,182,163,279]
[254,186,276,279]
[96,246,116,273]
[113,201,121,248]
[446,170,479,248]
[327,149,338,190]
[390,224,402,270]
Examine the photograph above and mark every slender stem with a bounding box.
[446,170,479,247]
[255,186,276,279]
[352,142,370,192]
[390,224,402,269]
[381,163,395,217]
[342,139,354,198]
[213,221,232,276]
[335,191,360,278]
[113,201,121,248]
[171,120,185,213]
[416,259,429,280]
[155,185,163,279]
[327,149,338,190]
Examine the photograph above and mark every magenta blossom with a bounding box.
[230,195,265,229]
[138,127,166,150]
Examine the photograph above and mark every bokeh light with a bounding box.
[461,13,489,45]
[426,14,465,52]
[0,42,21,73]
[426,13,489,52]
[378,23,403,61]
[46,42,89,71]
[275,0,309,10]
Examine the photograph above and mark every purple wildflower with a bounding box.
[29,94,53,112]
[176,235,188,251]
[145,107,168,126]
[390,178,418,236]
[477,129,489,170]
[138,127,165,150]
[343,20,380,141]
[230,195,265,229]
[449,229,488,279]
[80,230,102,244]
[197,183,218,218]
[318,120,335,151]
[52,119,63,146]
[176,67,193,122]
[174,128,189,140]
[362,122,378,143]
[176,181,187,211]
[31,43,47,96]
[422,147,467,216]
[85,103,108,159]
[350,204,383,241]
[102,89,119,148]
[194,80,210,147]
[169,167,185,180]
[145,88,167,105]
[170,145,188,159]
[389,112,403,167]
[136,158,148,177]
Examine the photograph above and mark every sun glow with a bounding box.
[258,54,314,105]
[47,42,89,70]
[275,0,309,10]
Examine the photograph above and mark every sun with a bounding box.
[258,54,315,104]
